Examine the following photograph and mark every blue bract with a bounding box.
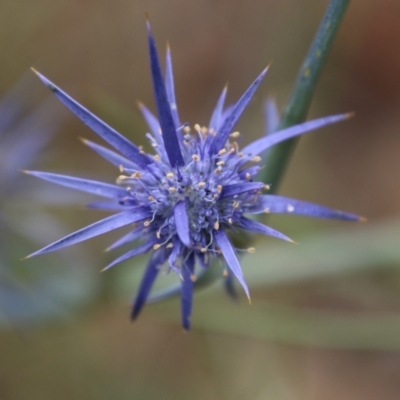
[26,22,360,330]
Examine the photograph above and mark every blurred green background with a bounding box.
[1,0,400,399]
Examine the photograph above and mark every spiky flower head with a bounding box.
[26,22,360,330]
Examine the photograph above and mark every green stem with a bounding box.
[261,0,350,191]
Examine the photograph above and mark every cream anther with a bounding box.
[131,171,142,179]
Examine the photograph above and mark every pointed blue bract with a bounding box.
[105,227,144,252]
[82,139,138,170]
[138,102,163,144]
[214,229,250,299]
[32,70,151,169]
[103,238,157,271]
[165,46,181,131]
[25,171,128,199]
[209,67,269,155]
[167,237,183,275]
[209,86,227,131]
[131,253,162,320]
[242,113,351,157]
[237,217,293,243]
[147,22,184,167]
[26,210,151,257]
[86,201,135,211]
[248,195,361,221]
[174,201,191,247]
[181,252,195,330]
[220,182,265,199]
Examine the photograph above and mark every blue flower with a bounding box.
[26,22,360,330]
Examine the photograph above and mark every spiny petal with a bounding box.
[146,22,184,167]
[131,252,163,320]
[220,104,234,124]
[25,210,150,258]
[165,45,181,129]
[242,113,353,157]
[205,104,235,154]
[220,182,265,199]
[102,237,157,271]
[237,216,294,243]
[248,195,362,221]
[209,85,228,131]
[168,236,183,274]
[24,170,128,199]
[181,252,195,331]
[86,201,136,211]
[31,69,150,168]
[137,102,163,144]
[214,229,250,299]
[105,226,144,252]
[81,139,137,170]
[174,201,191,247]
[209,66,269,155]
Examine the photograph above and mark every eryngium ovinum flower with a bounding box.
[26,22,361,330]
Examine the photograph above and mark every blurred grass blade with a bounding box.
[242,218,400,286]
[192,300,400,351]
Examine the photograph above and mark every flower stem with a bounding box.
[261,0,350,191]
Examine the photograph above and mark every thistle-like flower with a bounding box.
[26,22,360,330]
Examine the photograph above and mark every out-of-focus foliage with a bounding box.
[0,76,98,326]
[1,0,400,399]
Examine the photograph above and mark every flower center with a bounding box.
[116,127,262,249]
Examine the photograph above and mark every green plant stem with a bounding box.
[262,0,350,191]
